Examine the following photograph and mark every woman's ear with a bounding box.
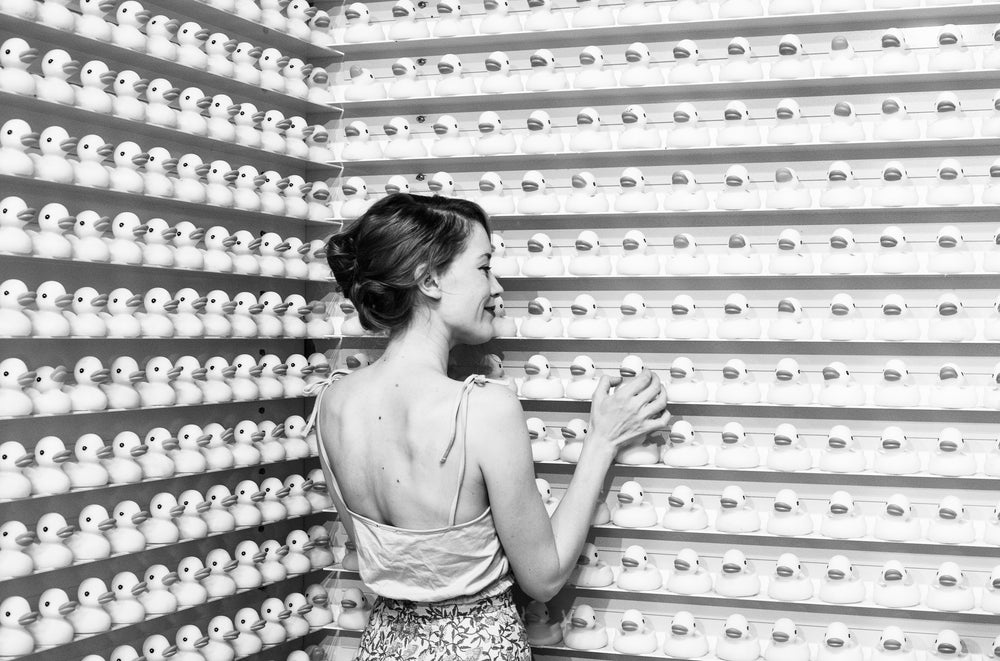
[415,264,442,300]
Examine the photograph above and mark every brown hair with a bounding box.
[326,193,491,334]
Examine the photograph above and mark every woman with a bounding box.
[313,193,669,659]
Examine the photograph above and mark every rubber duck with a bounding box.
[768,167,813,211]
[984,92,1000,139]
[617,104,663,150]
[106,571,147,626]
[282,530,314,576]
[64,434,111,489]
[531,478,560,517]
[928,25,975,72]
[926,561,975,611]
[561,604,607,651]
[141,492,184,545]
[299,584,333,629]
[770,227,815,274]
[660,296,706,342]
[108,500,148,553]
[711,38,758,87]
[559,419,589,462]
[68,286,110,337]
[568,46,614,91]
[470,173,512,216]
[171,557,210,608]
[0,360,34,417]
[927,93,973,141]
[517,110,562,155]
[0,195,35,256]
[870,98,920,144]
[255,47,290,93]
[569,543,613,587]
[385,58,429,101]
[931,363,979,408]
[521,601,562,646]
[432,53,476,97]
[822,293,867,341]
[230,42,263,88]
[873,430,921,475]
[524,49,568,93]
[256,169,287,215]
[820,490,867,540]
[611,231,658,277]
[766,552,814,603]
[872,627,920,661]
[31,125,80,185]
[871,161,919,208]
[930,225,976,273]
[874,28,919,74]
[230,607,265,657]
[0,118,40,179]
[27,364,76,415]
[930,630,975,661]
[0,520,34,581]
[928,495,977,544]
[717,614,761,661]
[819,161,865,208]
[612,480,658,528]
[522,0,566,30]
[384,0,427,39]
[303,524,335,569]
[930,292,976,342]
[716,292,761,340]
[657,612,707,659]
[136,217,180,267]
[762,619,811,661]
[139,428,178,478]
[819,101,866,144]
[337,176,373,220]
[874,561,920,608]
[468,53,520,97]
[565,109,609,154]
[1,37,40,97]
[70,136,114,190]
[607,609,656,655]
[27,512,75,571]
[818,555,865,604]
[814,34,865,77]
[766,489,813,538]
[172,427,209,474]
[30,587,78,649]
[34,49,80,106]
[818,424,866,472]
[655,484,705,531]
[614,43,661,89]
[819,362,867,407]
[427,115,474,158]
[471,113,515,158]
[343,64,387,102]
[872,359,921,407]
[768,34,812,80]
[982,566,1000,613]
[337,121,381,163]
[659,419,706,466]
[716,358,762,404]
[201,291,235,339]
[524,417,558,462]
[202,549,238,598]
[766,298,814,344]
[661,548,709,595]
[715,548,760,597]
[29,202,78,260]
[716,485,760,533]
[666,40,710,85]
[0,281,40,339]
[255,477,288,524]
[610,293,658,339]
[719,232,764,273]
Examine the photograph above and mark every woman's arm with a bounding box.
[472,370,668,602]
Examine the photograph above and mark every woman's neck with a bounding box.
[378,318,452,375]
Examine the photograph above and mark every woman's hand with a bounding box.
[586,369,669,461]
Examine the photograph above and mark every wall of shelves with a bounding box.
[323,0,1000,657]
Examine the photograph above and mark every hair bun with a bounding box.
[326,233,359,297]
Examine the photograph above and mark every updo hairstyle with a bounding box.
[326,193,491,334]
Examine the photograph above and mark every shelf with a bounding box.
[0,510,334,596]
[537,462,1000,490]
[484,205,1000,231]
[0,395,312,423]
[330,3,1000,59]
[0,456,318,512]
[2,253,330,286]
[145,0,338,61]
[0,12,336,117]
[12,567,330,661]
[331,69,1000,116]
[588,524,1000,558]
[334,137,1000,176]
[562,585,1000,625]
[521,400,1000,423]
[492,273,1000,292]
[0,174,341,228]
[328,335,1000,357]
[0,92,323,176]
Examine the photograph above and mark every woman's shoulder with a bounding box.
[466,381,526,437]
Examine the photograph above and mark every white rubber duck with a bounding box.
[926,561,975,611]
[767,297,813,341]
[471,173,513,216]
[822,227,867,275]
[0,195,35,256]
[525,49,568,92]
[929,25,975,72]
[102,432,143,483]
[568,543,614,587]
[822,293,867,341]
[612,480,658,528]
[716,358,762,404]
[927,92,973,140]
[768,230,813,278]
[661,420,707,467]
[516,172,561,215]
[619,42,663,88]
[873,359,921,407]
[140,428,179,478]
[873,561,921,608]
[64,433,111,488]
[108,500,148,554]
[30,587,77,649]
[611,292,657,338]
[433,53,477,96]
[519,109,562,154]
[27,366,72,418]
[618,0,661,23]
[717,232,762,274]
[766,99,811,146]
[617,110,661,154]
[819,362,867,407]
[926,158,975,206]
[717,614,761,661]
[614,230,658,275]
[171,557,210,608]
[715,38,759,85]
[716,292,760,339]
[1,37,39,96]
[229,607,266,657]
[0,118,39,178]
[819,160,865,208]
[872,428,921,476]
[930,225,975,273]
[66,577,114,635]
[30,125,78,184]
[769,34,813,80]
[663,611,710,659]
[661,294,706,340]
[67,287,109,338]
[669,39,713,84]
[716,548,761,597]
[767,423,812,471]
[518,232,562,275]
[0,520,34,580]
[0,280,32,339]
[718,101,761,147]
[560,356,598,401]
[766,357,812,405]
[30,513,77,570]
[386,58,430,100]
[873,28,919,74]
[258,48,290,93]
[665,548,712,594]
[104,572,148,628]
[767,553,814,602]
[474,112,516,156]
[929,293,975,341]
[820,490,868,540]
[561,604,607,651]
[658,484,706,530]
[141,492,184,545]
[716,484,760,532]
[928,630,974,661]
[931,363,979,409]
[29,202,77,260]
[35,49,80,106]
[429,115,472,157]
[340,120,383,162]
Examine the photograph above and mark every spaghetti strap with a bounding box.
[444,374,487,526]
[304,369,351,505]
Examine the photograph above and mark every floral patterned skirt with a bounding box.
[355,576,531,661]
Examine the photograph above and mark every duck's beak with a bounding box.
[98,590,116,604]
[58,600,79,616]
[223,630,240,641]
[18,611,39,626]
[132,581,148,596]
[132,510,150,525]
